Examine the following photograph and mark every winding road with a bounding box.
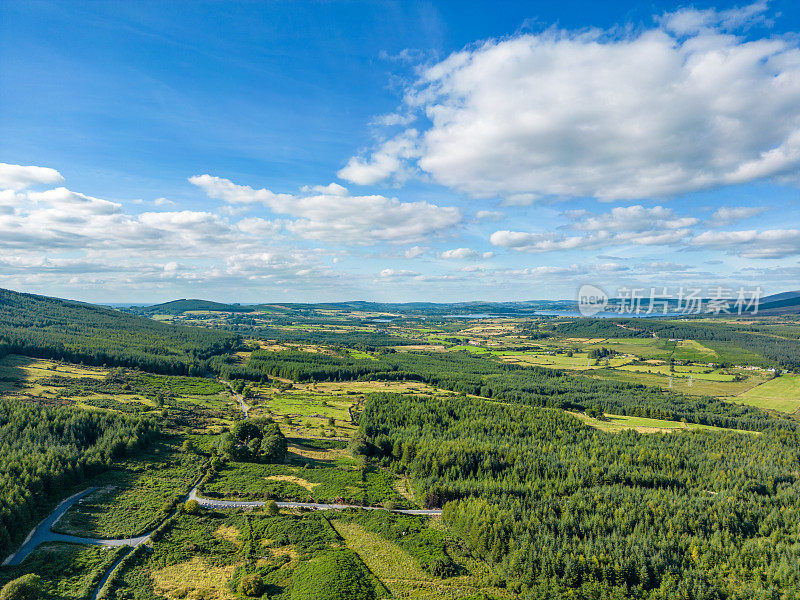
[2,488,151,567]
[3,483,441,570]
[221,379,249,417]
[188,485,442,515]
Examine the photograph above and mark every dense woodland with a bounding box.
[0,400,157,560]
[359,393,800,599]
[0,289,238,375]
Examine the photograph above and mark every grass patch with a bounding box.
[202,461,406,506]
[0,542,126,599]
[571,411,755,434]
[151,557,237,600]
[53,440,205,538]
[733,375,800,413]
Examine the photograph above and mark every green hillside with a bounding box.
[0,288,238,374]
[138,299,255,315]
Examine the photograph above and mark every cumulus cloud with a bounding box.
[440,247,479,259]
[190,174,461,244]
[342,6,800,200]
[491,205,698,253]
[337,130,420,186]
[0,168,342,295]
[0,163,64,190]
[708,206,766,226]
[692,229,800,258]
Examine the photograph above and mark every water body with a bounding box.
[442,311,681,319]
[532,310,682,318]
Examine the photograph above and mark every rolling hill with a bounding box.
[0,288,239,374]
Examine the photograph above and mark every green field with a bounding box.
[201,459,407,507]
[572,412,754,434]
[733,375,800,413]
[615,364,737,381]
[591,366,765,397]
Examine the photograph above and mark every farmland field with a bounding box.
[733,375,800,413]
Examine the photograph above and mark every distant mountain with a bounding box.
[135,299,573,316]
[139,299,256,315]
[756,290,800,315]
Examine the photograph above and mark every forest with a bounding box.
[0,288,239,375]
[0,399,157,559]
[3,288,800,599]
[358,392,800,599]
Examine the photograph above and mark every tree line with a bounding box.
[217,348,792,432]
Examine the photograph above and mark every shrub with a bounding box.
[0,574,43,600]
[290,549,376,600]
[238,573,265,596]
[266,500,279,516]
[183,499,200,514]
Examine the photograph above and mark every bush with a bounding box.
[183,499,200,514]
[238,573,265,596]
[0,575,43,600]
[266,500,279,516]
[290,549,376,600]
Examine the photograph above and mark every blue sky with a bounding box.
[2,0,800,303]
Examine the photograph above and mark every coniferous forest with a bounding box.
[0,400,156,558]
[359,393,800,599]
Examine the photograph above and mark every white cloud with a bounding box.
[490,228,689,254]
[490,205,698,253]
[300,182,349,196]
[190,174,461,244]
[344,7,800,200]
[154,197,175,206]
[475,210,505,221]
[708,206,766,226]
[569,205,698,232]
[0,163,64,190]
[660,2,769,35]
[337,130,419,185]
[379,268,420,278]
[237,217,283,236]
[404,245,429,258]
[692,229,800,258]
[440,247,479,259]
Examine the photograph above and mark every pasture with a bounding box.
[733,375,800,414]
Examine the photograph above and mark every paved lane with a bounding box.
[3,482,441,569]
[188,486,442,515]
[2,488,152,567]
